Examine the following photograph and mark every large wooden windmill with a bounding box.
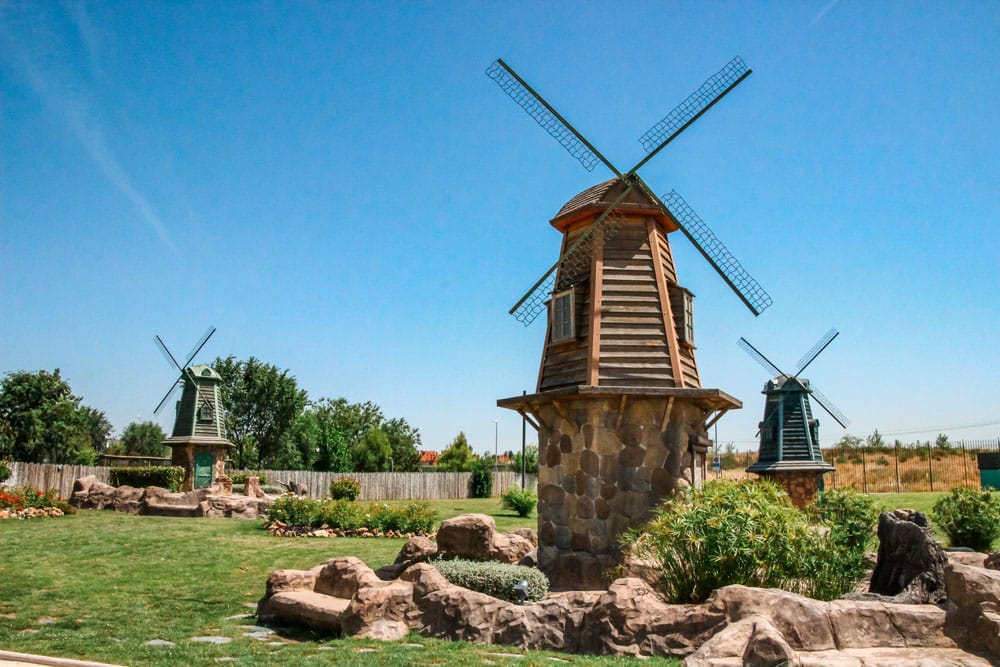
[738,329,846,506]
[493,57,770,587]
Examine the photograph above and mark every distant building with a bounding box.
[419,450,438,467]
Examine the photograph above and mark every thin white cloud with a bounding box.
[812,0,842,25]
[0,11,176,251]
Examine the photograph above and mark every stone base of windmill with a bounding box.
[747,461,834,509]
[499,386,740,590]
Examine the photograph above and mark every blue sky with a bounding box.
[1,1,997,457]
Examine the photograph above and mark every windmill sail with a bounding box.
[662,191,772,316]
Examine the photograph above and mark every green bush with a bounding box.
[0,458,10,483]
[623,479,872,603]
[801,488,880,600]
[809,487,880,552]
[501,486,537,517]
[0,485,75,514]
[330,477,361,501]
[271,497,438,534]
[229,471,268,486]
[470,458,493,498]
[931,487,1000,552]
[433,559,548,603]
[266,493,321,526]
[109,466,184,492]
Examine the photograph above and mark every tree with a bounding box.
[81,406,113,453]
[352,426,392,472]
[512,444,539,474]
[0,369,96,464]
[934,433,953,451]
[213,356,308,469]
[437,431,475,472]
[382,417,421,472]
[866,429,885,450]
[120,421,167,457]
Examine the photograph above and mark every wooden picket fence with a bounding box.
[5,461,538,501]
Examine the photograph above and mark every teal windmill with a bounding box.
[738,329,847,506]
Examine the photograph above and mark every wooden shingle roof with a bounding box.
[550,177,676,232]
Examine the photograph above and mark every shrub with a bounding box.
[0,458,10,483]
[501,486,537,517]
[433,559,548,603]
[470,458,493,498]
[623,479,875,603]
[109,466,184,492]
[809,488,880,552]
[801,488,880,600]
[229,471,268,486]
[274,497,438,535]
[266,493,321,526]
[330,477,361,501]
[0,485,75,514]
[931,487,1000,551]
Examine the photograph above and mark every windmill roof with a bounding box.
[186,364,221,381]
[550,178,676,232]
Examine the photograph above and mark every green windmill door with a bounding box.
[194,451,215,489]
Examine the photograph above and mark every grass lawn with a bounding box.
[0,502,677,667]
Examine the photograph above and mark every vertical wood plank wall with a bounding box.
[7,462,539,501]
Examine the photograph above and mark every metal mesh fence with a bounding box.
[712,439,1000,493]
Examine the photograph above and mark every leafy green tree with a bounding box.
[934,433,952,451]
[120,421,167,457]
[82,406,113,453]
[867,429,885,450]
[0,369,96,464]
[437,431,475,472]
[352,426,392,472]
[213,356,308,468]
[382,417,421,472]
[512,444,539,474]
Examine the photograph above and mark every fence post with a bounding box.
[861,445,868,494]
[961,440,969,488]
[894,440,901,493]
[927,441,934,492]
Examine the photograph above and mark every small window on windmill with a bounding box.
[670,285,695,346]
[550,289,575,343]
[198,400,214,423]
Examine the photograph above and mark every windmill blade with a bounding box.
[794,328,839,377]
[808,383,850,429]
[738,337,789,380]
[153,378,182,415]
[661,190,772,316]
[509,181,636,325]
[486,59,620,176]
[155,335,184,372]
[632,56,751,172]
[183,326,216,367]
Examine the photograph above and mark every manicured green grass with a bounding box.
[0,504,676,666]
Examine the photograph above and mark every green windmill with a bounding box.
[154,327,233,491]
[738,329,847,507]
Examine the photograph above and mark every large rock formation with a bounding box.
[856,510,948,604]
[255,552,999,664]
[70,474,272,519]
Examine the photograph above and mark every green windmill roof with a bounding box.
[186,364,221,381]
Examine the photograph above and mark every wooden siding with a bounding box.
[668,286,702,388]
[598,223,676,387]
[194,384,218,437]
[8,462,538,501]
[539,226,592,391]
[171,383,196,437]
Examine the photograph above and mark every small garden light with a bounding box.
[512,580,530,605]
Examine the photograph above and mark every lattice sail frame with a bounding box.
[639,57,749,153]
[489,56,771,326]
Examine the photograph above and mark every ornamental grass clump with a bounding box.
[501,486,537,517]
[433,558,548,603]
[931,486,1000,552]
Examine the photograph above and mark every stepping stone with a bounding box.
[547,658,571,663]
[484,653,524,659]
[37,617,57,625]
[224,613,253,620]
[144,639,176,647]
[403,643,424,648]
[191,636,232,644]
[267,641,285,646]
[318,646,334,651]
[239,625,273,633]
[358,647,379,653]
